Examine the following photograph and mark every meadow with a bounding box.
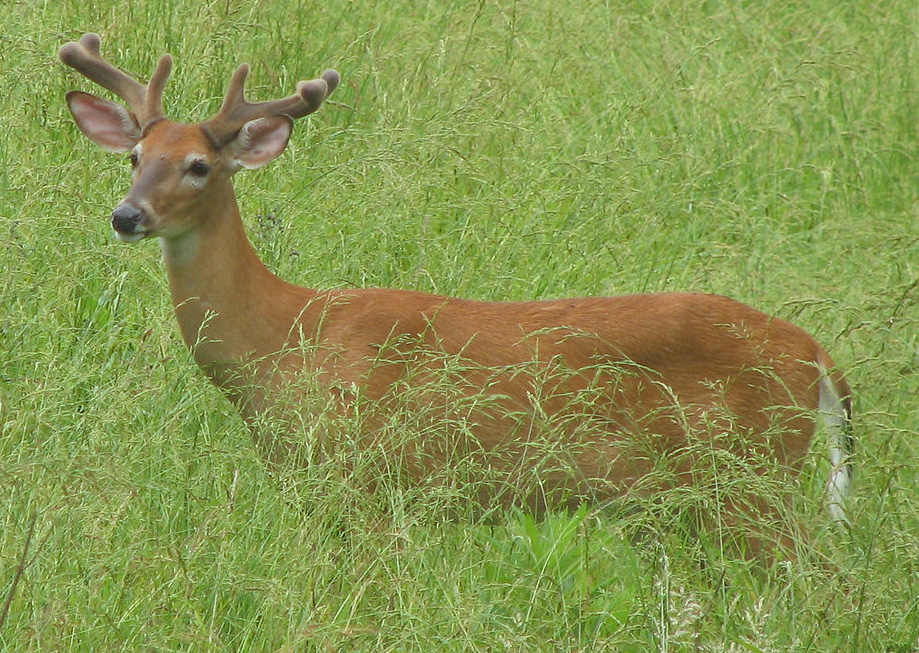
[2,0,919,649]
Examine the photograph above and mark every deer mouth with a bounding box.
[114,229,147,243]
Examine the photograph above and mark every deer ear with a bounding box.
[229,115,293,169]
[66,91,141,152]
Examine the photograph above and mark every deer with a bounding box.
[60,33,853,556]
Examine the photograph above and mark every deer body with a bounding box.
[61,35,854,540]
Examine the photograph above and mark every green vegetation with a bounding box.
[3,0,919,649]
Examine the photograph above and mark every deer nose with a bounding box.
[112,203,142,233]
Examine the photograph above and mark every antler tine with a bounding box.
[144,55,173,123]
[291,69,340,119]
[59,33,172,127]
[202,64,339,146]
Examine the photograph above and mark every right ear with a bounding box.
[66,91,141,152]
[228,115,293,170]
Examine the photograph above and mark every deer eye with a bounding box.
[188,159,211,178]
[129,151,138,168]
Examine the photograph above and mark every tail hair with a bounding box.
[818,362,854,527]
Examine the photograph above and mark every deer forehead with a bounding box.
[139,121,216,159]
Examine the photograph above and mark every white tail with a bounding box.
[819,361,855,526]
[61,34,854,555]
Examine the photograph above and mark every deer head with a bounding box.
[60,33,339,243]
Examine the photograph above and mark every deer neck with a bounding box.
[159,184,316,390]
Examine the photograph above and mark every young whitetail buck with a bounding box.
[61,34,853,553]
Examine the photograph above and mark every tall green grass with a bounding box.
[2,0,919,649]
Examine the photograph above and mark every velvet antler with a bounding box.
[59,33,172,129]
[201,64,340,145]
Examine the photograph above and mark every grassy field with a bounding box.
[3,0,919,649]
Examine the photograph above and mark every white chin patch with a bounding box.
[114,229,146,243]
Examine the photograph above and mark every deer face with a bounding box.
[113,121,220,242]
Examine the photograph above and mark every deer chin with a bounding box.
[113,228,148,243]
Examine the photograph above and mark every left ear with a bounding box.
[66,90,141,152]
[228,115,293,169]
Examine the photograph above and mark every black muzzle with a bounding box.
[111,203,143,235]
